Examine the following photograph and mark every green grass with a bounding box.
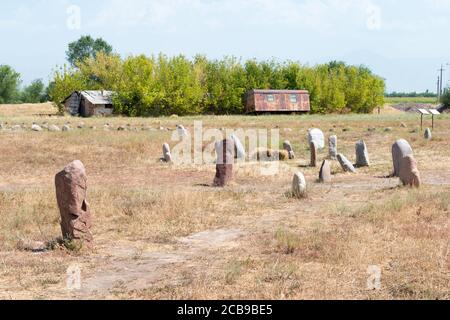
[385,97,438,104]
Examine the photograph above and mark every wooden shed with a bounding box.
[63,90,114,117]
[246,89,310,114]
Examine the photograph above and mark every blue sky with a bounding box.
[1,0,450,92]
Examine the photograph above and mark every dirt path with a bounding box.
[77,228,245,296]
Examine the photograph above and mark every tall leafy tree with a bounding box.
[0,65,21,104]
[66,35,113,67]
[21,79,47,103]
[48,66,87,113]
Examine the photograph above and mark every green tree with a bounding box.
[20,79,47,103]
[66,35,113,67]
[0,65,21,103]
[48,65,87,113]
[202,56,246,114]
[78,52,122,89]
[441,87,450,108]
[113,55,158,116]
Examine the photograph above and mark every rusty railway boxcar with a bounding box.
[246,89,311,114]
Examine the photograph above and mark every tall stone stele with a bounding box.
[213,139,235,187]
[162,143,173,162]
[392,139,413,177]
[319,160,332,183]
[424,128,432,140]
[355,140,370,167]
[308,128,325,150]
[328,135,338,160]
[310,141,318,167]
[399,155,421,188]
[55,160,93,244]
[292,172,307,199]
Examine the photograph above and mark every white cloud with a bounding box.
[89,0,375,31]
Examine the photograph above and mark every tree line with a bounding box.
[49,53,386,116]
[385,91,437,98]
[3,35,388,115]
[0,65,48,104]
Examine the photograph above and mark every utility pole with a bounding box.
[438,64,445,97]
[437,76,441,102]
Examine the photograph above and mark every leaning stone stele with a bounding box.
[213,139,235,187]
[55,160,93,245]
[292,172,307,199]
[399,155,421,188]
[392,139,413,177]
[337,153,356,173]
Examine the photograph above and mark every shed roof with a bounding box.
[62,90,114,105]
[250,89,309,95]
[80,90,114,105]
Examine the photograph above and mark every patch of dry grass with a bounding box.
[0,103,449,299]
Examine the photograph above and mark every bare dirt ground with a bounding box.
[0,103,449,300]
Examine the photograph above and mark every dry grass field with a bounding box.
[0,103,449,300]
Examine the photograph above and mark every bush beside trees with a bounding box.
[441,88,450,108]
[49,54,386,116]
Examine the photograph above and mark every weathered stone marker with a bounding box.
[392,139,413,177]
[48,124,61,132]
[337,153,356,173]
[55,160,93,244]
[162,143,173,162]
[283,140,295,159]
[424,128,432,140]
[292,172,307,199]
[231,133,246,160]
[213,139,234,187]
[308,128,325,149]
[328,135,337,160]
[399,155,421,188]
[31,124,43,132]
[177,125,189,140]
[355,140,370,167]
[310,141,317,167]
[319,160,332,183]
